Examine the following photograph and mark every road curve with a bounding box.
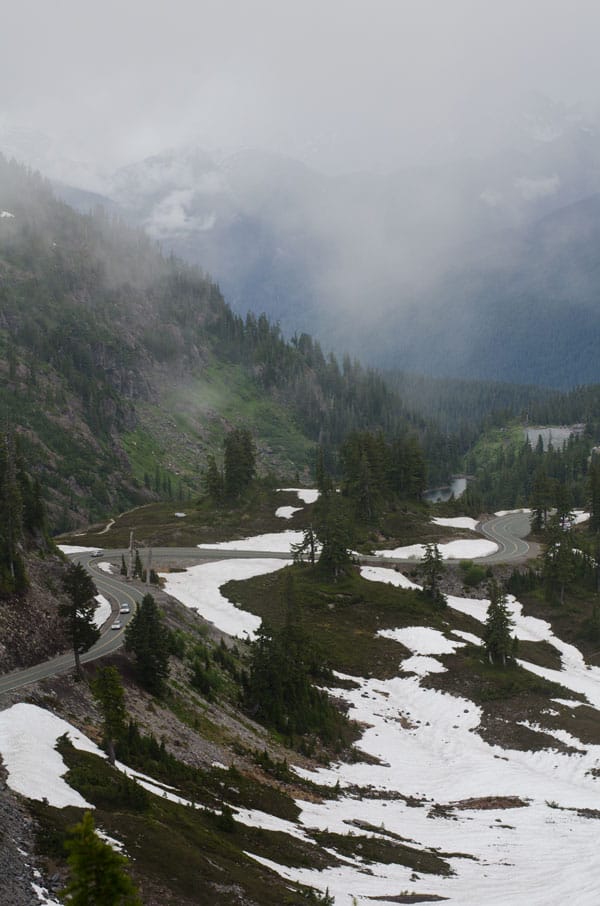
[477,511,536,564]
[0,552,141,696]
[0,516,536,695]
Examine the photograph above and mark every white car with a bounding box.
[111,618,122,631]
[119,603,131,614]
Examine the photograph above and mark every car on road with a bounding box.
[111,618,122,630]
[119,603,131,614]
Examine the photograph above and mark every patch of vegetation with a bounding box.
[427,646,570,704]
[59,484,315,548]
[310,830,454,876]
[459,560,489,589]
[224,565,453,680]
[41,738,334,905]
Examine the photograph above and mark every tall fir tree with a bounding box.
[125,593,170,695]
[60,561,100,678]
[91,666,127,765]
[421,543,445,605]
[483,580,515,667]
[223,428,256,499]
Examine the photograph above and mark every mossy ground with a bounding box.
[57,486,315,548]
[31,742,334,906]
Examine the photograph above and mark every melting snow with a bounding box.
[0,210,15,218]
[277,487,320,504]
[360,564,421,589]
[93,593,112,629]
[0,704,99,808]
[495,508,532,517]
[11,515,600,904]
[96,561,113,574]
[379,625,464,655]
[275,505,303,519]
[32,883,62,905]
[57,545,102,555]
[373,538,498,560]
[160,558,288,638]
[432,516,480,531]
[199,530,305,553]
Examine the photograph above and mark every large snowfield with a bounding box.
[7,507,600,904]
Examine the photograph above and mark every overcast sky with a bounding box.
[2,0,600,176]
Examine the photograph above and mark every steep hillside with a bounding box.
[0,156,450,529]
[51,126,600,389]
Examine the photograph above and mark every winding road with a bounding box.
[0,511,534,695]
[477,511,536,563]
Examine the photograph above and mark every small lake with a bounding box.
[423,476,467,503]
[524,426,582,451]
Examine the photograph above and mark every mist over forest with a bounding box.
[5,2,600,388]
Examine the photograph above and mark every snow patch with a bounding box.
[373,539,498,560]
[360,565,421,590]
[494,508,532,517]
[32,883,62,905]
[0,210,15,218]
[199,530,305,553]
[174,512,187,518]
[93,594,112,629]
[0,704,100,808]
[275,505,303,519]
[378,625,463,656]
[277,487,320,504]
[57,545,103,555]
[96,561,113,574]
[401,654,448,675]
[432,516,479,531]
[96,828,126,853]
[160,559,287,638]
[452,629,482,646]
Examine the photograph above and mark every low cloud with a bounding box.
[515,174,560,201]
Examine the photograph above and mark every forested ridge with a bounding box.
[5,154,600,532]
[0,155,455,528]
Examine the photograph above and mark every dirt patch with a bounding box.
[450,796,528,810]
[369,896,448,904]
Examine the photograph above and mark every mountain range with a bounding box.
[23,103,600,389]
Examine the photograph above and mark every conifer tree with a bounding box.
[0,428,27,594]
[61,562,100,678]
[421,543,445,605]
[223,428,256,499]
[291,525,317,565]
[542,515,575,605]
[483,580,515,667]
[125,593,170,695]
[61,810,141,905]
[531,465,553,532]
[204,453,224,503]
[91,666,127,765]
[314,491,353,578]
[133,549,143,579]
[589,456,600,534]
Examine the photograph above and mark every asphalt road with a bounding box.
[0,512,534,695]
[477,511,535,563]
[0,553,141,696]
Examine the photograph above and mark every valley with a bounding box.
[3,153,600,906]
